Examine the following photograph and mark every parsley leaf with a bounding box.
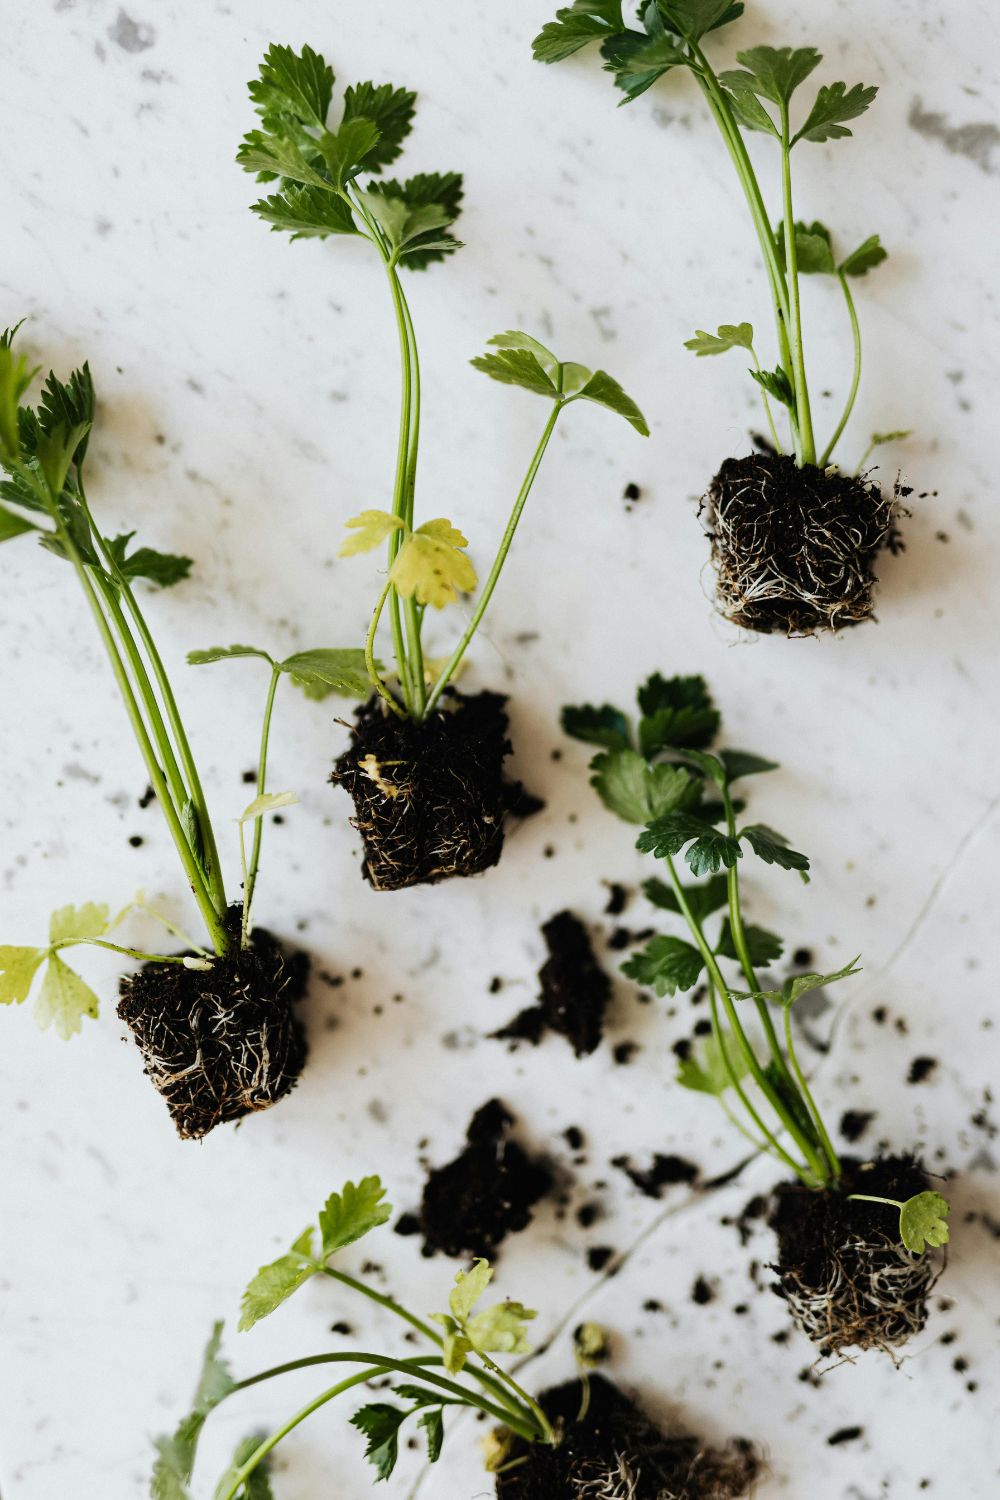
[0,946,45,1006]
[471,333,649,433]
[677,1032,749,1095]
[684,323,754,357]
[638,811,742,875]
[637,673,719,752]
[280,649,372,699]
[343,82,416,171]
[471,347,561,397]
[151,1323,234,1500]
[749,365,796,410]
[418,1408,445,1464]
[0,505,36,541]
[561,702,632,751]
[237,129,332,190]
[622,933,705,995]
[248,43,334,130]
[898,1191,950,1255]
[350,1403,407,1481]
[319,1175,393,1255]
[602,29,685,103]
[793,80,878,146]
[721,46,822,107]
[719,749,778,781]
[212,1436,275,1500]
[318,118,383,189]
[251,184,358,239]
[35,954,101,1039]
[532,2,626,64]
[431,1259,536,1374]
[740,823,809,872]
[390,519,478,609]
[364,172,464,268]
[105,532,192,589]
[238,1227,318,1331]
[731,957,862,1009]
[642,872,729,921]
[591,750,699,824]
[716,919,783,966]
[773,220,838,277]
[571,369,650,433]
[658,0,744,43]
[341,509,406,555]
[840,233,888,277]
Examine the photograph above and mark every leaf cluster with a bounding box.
[471,331,649,434]
[187,642,373,701]
[341,511,478,611]
[239,44,463,270]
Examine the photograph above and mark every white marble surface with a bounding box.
[2,0,999,1495]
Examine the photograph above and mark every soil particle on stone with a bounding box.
[827,1426,863,1446]
[116,906,309,1140]
[331,690,529,891]
[414,1100,552,1259]
[769,1154,943,1354]
[839,1109,876,1143]
[496,1375,760,1500]
[692,1275,715,1305]
[705,452,902,634]
[604,882,629,916]
[907,1055,938,1084]
[493,911,612,1056]
[613,1152,699,1198]
[587,1245,616,1272]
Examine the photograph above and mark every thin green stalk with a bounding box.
[663,854,823,1183]
[783,1004,840,1180]
[748,345,783,454]
[80,482,226,906]
[707,981,778,1158]
[779,102,815,464]
[51,937,190,964]
[424,401,563,715]
[365,575,407,716]
[472,1352,556,1447]
[691,45,794,380]
[386,264,426,713]
[245,663,281,909]
[320,1267,524,1420]
[721,788,786,1069]
[819,270,861,467]
[238,818,251,950]
[27,469,229,955]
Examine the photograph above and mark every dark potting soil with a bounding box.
[613,1152,699,1198]
[117,907,309,1141]
[493,911,612,1057]
[705,452,903,635]
[331,689,529,891]
[416,1099,552,1259]
[769,1154,942,1354]
[496,1375,760,1500]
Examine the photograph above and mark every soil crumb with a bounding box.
[613,1152,699,1198]
[493,911,611,1056]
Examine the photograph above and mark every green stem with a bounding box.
[783,1004,840,1180]
[424,400,563,716]
[819,270,862,468]
[707,980,777,1157]
[779,103,815,464]
[474,1352,556,1446]
[690,47,794,381]
[749,345,783,454]
[663,854,820,1183]
[721,788,787,1072]
[27,470,229,955]
[50,937,191,964]
[245,663,281,911]
[238,819,251,950]
[80,484,226,907]
[386,264,426,714]
[846,1193,901,1209]
[365,575,407,716]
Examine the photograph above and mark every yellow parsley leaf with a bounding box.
[340,510,405,557]
[390,518,477,608]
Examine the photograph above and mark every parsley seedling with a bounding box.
[238,45,647,722]
[564,673,951,1257]
[152,1177,561,1497]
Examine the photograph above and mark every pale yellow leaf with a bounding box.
[49,902,110,945]
[390,523,477,609]
[0,947,45,1005]
[339,509,405,557]
[34,955,100,1039]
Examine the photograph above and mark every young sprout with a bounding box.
[563,673,951,1276]
[238,45,647,723]
[151,1176,558,1497]
[533,4,910,633]
[0,333,316,1133]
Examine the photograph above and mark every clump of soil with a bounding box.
[613,1152,699,1198]
[331,690,528,891]
[496,1375,760,1499]
[493,911,612,1056]
[769,1154,942,1355]
[705,452,903,635]
[117,908,309,1141]
[417,1100,552,1258]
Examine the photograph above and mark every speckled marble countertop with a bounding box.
[2,1,999,1496]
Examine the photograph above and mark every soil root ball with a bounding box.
[705,452,904,635]
[496,1375,760,1499]
[768,1154,943,1355]
[332,690,528,891]
[417,1099,552,1259]
[117,908,309,1141]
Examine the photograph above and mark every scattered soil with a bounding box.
[705,452,904,635]
[496,1375,760,1500]
[613,1152,699,1198]
[907,1055,938,1084]
[769,1154,943,1354]
[493,911,612,1057]
[117,907,309,1140]
[416,1100,552,1259]
[839,1109,876,1144]
[331,690,531,891]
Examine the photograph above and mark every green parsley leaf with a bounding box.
[151,1323,234,1500]
[251,184,358,240]
[33,955,100,1040]
[0,946,45,1006]
[350,1403,407,1481]
[449,1258,494,1321]
[638,811,742,876]
[684,323,754,357]
[793,80,878,146]
[719,749,778,782]
[740,823,809,872]
[602,29,685,103]
[840,234,888,277]
[342,82,416,171]
[898,1191,950,1254]
[642,872,729,921]
[318,118,383,189]
[365,173,464,269]
[591,750,699,824]
[105,532,192,589]
[774,220,837,276]
[716,919,783,966]
[212,1435,275,1500]
[721,46,822,107]
[561,702,632,751]
[0,340,40,459]
[187,644,275,667]
[780,957,862,1007]
[0,503,38,540]
[418,1408,445,1464]
[319,1174,392,1256]
[49,900,110,944]
[341,509,406,555]
[34,364,96,464]
[570,369,649,434]
[637,674,719,753]
[532,1,626,64]
[749,365,796,410]
[236,130,332,190]
[470,347,561,398]
[471,334,647,432]
[238,1227,318,1332]
[722,83,778,136]
[764,1057,821,1148]
[249,43,334,130]
[676,1032,749,1095]
[280,649,372,699]
[659,0,744,43]
[622,934,705,995]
